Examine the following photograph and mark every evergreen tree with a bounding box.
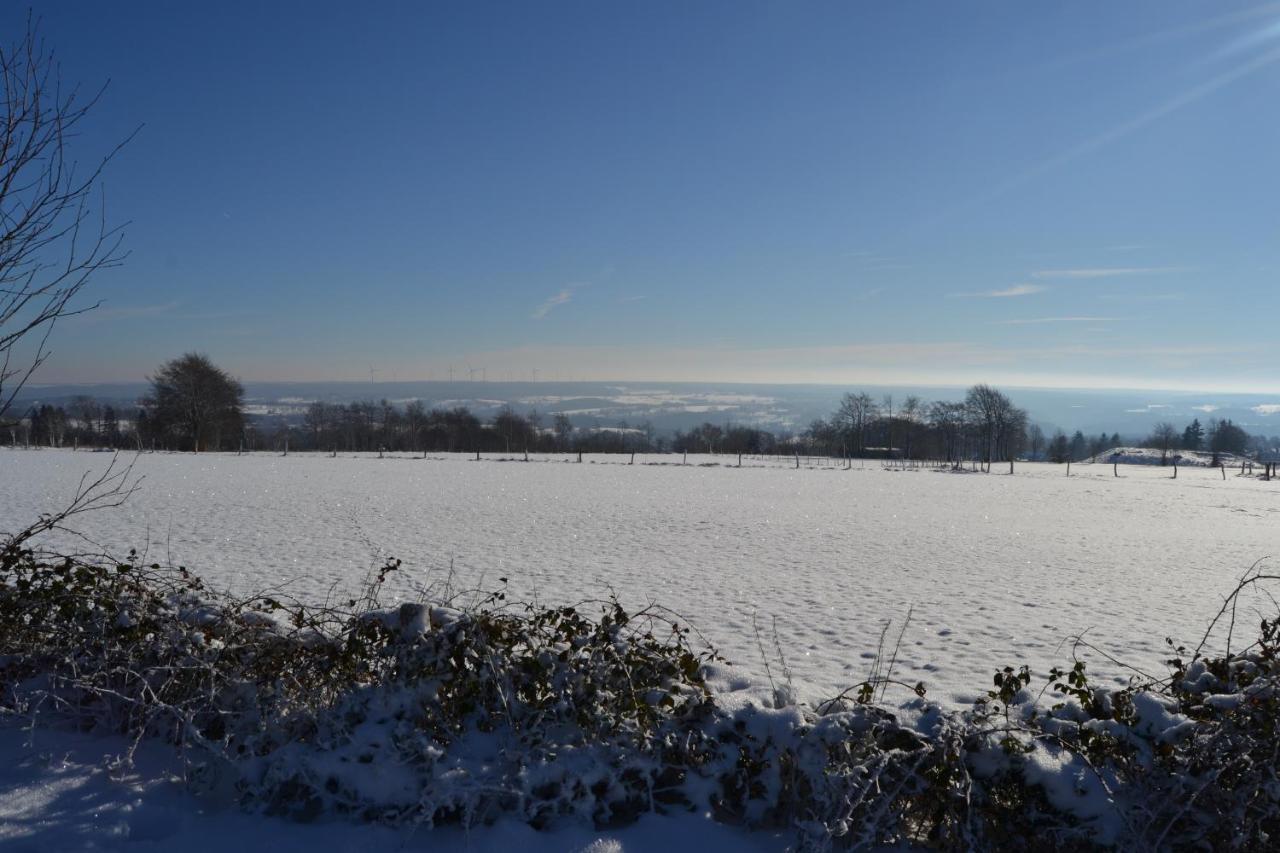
[1182,418,1204,450]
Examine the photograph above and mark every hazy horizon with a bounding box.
[17,377,1280,438]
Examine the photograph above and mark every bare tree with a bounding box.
[548,412,571,451]
[964,384,1007,469]
[68,393,100,441]
[1147,421,1179,466]
[1027,423,1045,461]
[0,19,135,420]
[837,392,878,456]
[927,400,966,465]
[900,395,922,459]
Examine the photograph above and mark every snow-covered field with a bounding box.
[2,448,1275,707]
[3,447,1278,850]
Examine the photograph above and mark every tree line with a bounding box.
[1140,417,1254,465]
[800,384,1040,467]
[5,354,1278,464]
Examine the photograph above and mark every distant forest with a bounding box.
[4,379,1272,464]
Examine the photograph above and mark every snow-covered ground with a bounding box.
[1087,445,1250,467]
[2,448,1274,707]
[3,447,1277,849]
[0,725,788,852]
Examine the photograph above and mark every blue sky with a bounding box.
[14,2,1280,390]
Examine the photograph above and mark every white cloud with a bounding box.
[1191,404,1219,413]
[997,316,1114,325]
[531,289,574,319]
[1031,267,1177,279]
[956,284,1047,298]
[1253,404,1280,416]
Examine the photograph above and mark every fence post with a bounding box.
[1221,464,1226,480]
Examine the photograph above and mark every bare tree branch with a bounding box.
[0,15,136,422]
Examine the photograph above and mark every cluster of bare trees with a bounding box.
[801,385,1030,466]
[671,423,776,455]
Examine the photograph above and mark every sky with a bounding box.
[9,1,1280,391]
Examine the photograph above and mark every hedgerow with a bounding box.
[1,534,1277,850]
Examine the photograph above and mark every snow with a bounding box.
[1089,446,1249,467]
[0,725,790,852]
[1,448,1272,711]
[2,448,1276,847]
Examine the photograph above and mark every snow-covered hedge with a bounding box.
[1088,447,1251,467]
[1,542,1277,850]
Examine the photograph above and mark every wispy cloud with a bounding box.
[1097,291,1184,302]
[998,316,1115,325]
[955,284,1047,298]
[1253,404,1280,416]
[72,301,180,324]
[1192,404,1219,413]
[1032,267,1177,279]
[69,302,259,326]
[1008,44,1280,198]
[531,288,574,319]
